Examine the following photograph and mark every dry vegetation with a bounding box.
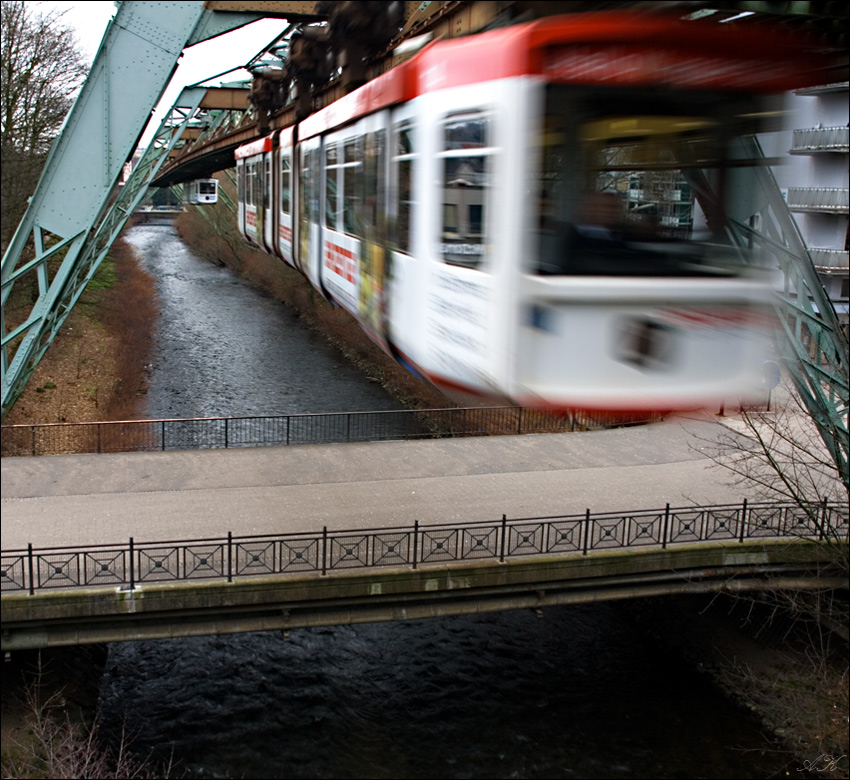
[2,236,158,431]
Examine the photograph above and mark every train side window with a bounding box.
[264,157,271,210]
[280,153,291,214]
[439,112,490,268]
[343,137,363,237]
[392,120,415,253]
[325,144,339,230]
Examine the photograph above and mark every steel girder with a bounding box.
[1,1,268,417]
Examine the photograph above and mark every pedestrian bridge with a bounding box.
[2,500,846,651]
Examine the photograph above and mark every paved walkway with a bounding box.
[1,412,752,550]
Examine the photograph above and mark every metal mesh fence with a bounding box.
[1,406,661,456]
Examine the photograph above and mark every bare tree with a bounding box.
[700,381,848,557]
[1,0,88,251]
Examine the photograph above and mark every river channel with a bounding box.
[96,224,783,779]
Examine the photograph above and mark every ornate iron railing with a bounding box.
[2,500,846,595]
[0,406,660,457]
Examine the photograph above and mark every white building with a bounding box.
[763,81,849,332]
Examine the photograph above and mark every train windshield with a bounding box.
[534,86,767,277]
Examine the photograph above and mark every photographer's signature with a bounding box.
[797,754,847,773]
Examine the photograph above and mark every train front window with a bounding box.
[533,88,762,277]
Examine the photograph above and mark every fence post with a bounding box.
[500,514,507,562]
[820,497,828,541]
[413,520,419,570]
[739,499,748,543]
[97,423,102,454]
[517,408,523,435]
[227,531,233,582]
[286,415,290,446]
[321,526,328,575]
[161,420,166,451]
[129,537,135,590]
[31,425,36,456]
[225,418,229,450]
[27,543,35,596]
[662,503,670,549]
[583,509,591,555]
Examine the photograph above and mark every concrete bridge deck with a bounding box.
[5,411,847,651]
[2,412,746,550]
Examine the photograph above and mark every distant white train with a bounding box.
[236,11,821,412]
[185,178,219,205]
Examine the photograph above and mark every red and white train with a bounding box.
[236,11,822,412]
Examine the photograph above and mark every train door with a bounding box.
[418,88,501,398]
[298,135,323,289]
[387,103,421,366]
[236,158,247,240]
[357,113,391,348]
[277,127,295,267]
[262,151,275,253]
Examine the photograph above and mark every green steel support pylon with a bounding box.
[1,1,267,417]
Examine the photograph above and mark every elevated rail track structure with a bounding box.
[2,1,848,486]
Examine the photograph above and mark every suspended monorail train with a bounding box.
[236,11,823,412]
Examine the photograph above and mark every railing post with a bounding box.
[224,418,229,449]
[500,514,507,562]
[739,499,748,543]
[129,537,135,590]
[286,415,290,446]
[517,408,523,435]
[412,520,419,570]
[227,531,233,582]
[97,423,102,454]
[820,497,828,541]
[662,503,670,549]
[31,425,36,456]
[583,509,591,555]
[161,420,166,451]
[321,526,328,575]
[27,543,35,596]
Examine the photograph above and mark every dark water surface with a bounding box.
[98,225,782,779]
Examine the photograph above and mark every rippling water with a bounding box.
[98,225,781,778]
[124,225,402,419]
[100,606,780,780]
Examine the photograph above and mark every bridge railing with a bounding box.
[3,500,846,595]
[0,406,660,457]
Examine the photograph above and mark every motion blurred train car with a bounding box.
[236,11,824,412]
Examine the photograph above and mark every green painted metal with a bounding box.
[1,1,267,417]
[724,136,849,491]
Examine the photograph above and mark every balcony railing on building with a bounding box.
[794,81,849,96]
[786,188,849,214]
[790,126,849,154]
[809,248,850,275]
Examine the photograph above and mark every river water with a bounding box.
[97,224,782,779]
